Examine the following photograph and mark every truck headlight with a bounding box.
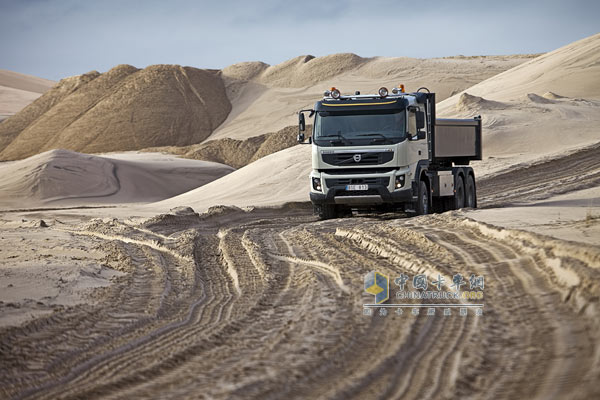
[395,175,405,189]
[312,177,322,192]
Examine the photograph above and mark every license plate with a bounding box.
[346,184,368,191]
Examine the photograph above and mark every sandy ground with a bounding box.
[0,220,122,327]
[469,186,600,245]
[0,190,598,399]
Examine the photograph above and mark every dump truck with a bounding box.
[297,86,482,219]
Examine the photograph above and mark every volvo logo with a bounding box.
[353,154,362,163]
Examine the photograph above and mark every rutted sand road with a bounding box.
[1,146,600,399]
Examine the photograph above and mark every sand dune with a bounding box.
[0,65,231,161]
[212,53,536,141]
[0,53,534,161]
[0,71,105,153]
[0,70,55,120]
[145,125,303,168]
[147,53,532,164]
[259,53,367,88]
[438,33,600,105]
[435,34,600,176]
[0,70,55,94]
[222,53,366,88]
[0,86,44,120]
[0,149,233,208]
[151,144,311,212]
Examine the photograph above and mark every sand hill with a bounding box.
[438,33,600,104]
[436,33,600,175]
[0,65,231,161]
[145,53,535,165]
[0,149,233,208]
[146,125,304,168]
[0,70,55,93]
[1,53,533,162]
[221,53,366,88]
[0,70,54,121]
[214,53,537,141]
[152,144,311,212]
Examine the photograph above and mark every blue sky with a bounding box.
[1,0,598,81]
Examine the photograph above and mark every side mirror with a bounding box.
[297,132,305,143]
[299,112,306,132]
[417,130,426,140]
[416,111,425,130]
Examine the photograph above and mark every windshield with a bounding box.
[313,109,406,147]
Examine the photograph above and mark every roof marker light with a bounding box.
[392,84,405,94]
[330,87,341,99]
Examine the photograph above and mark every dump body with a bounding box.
[432,118,482,164]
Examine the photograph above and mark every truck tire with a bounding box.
[453,175,465,209]
[465,174,476,208]
[416,180,430,215]
[318,204,338,220]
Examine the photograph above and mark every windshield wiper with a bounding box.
[356,133,391,143]
[319,131,352,145]
[356,133,387,138]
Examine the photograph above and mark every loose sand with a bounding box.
[0,149,234,208]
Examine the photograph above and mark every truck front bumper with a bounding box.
[310,185,413,206]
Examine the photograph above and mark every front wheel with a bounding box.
[318,204,338,220]
[416,179,430,215]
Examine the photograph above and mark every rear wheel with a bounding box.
[453,175,465,209]
[318,204,338,220]
[416,180,430,215]
[465,174,476,208]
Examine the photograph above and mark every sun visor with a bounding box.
[314,97,408,113]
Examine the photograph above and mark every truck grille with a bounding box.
[320,168,396,175]
[325,177,390,187]
[322,152,393,166]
